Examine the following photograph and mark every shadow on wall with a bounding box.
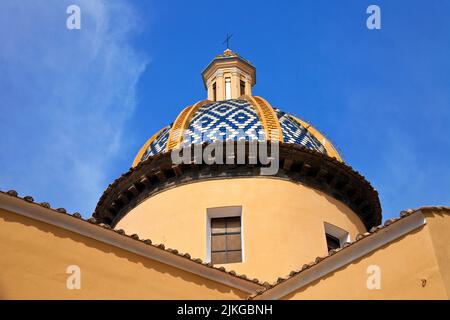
[0,211,248,299]
[282,227,427,300]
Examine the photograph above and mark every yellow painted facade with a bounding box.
[282,209,450,300]
[0,207,248,300]
[1,49,449,300]
[116,178,366,282]
[1,197,449,300]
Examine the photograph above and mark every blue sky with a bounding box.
[1,0,449,220]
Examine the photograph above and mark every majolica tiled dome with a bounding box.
[96,51,381,232]
[134,97,341,166]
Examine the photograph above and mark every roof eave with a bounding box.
[0,191,265,294]
[251,210,427,300]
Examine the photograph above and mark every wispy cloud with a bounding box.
[0,0,148,216]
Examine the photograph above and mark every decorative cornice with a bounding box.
[94,142,382,230]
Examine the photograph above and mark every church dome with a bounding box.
[94,49,381,241]
[132,96,342,167]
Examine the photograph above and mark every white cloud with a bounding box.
[0,0,149,216]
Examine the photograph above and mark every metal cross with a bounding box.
[223,33,233,49]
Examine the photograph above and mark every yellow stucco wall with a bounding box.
[116,178,367,282]
[421,209,450,296]
[0,208,247,300]
[283,211,450,300]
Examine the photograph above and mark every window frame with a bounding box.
[324,222,350,251]
[210,217,242,264]
[240,80,246,96]
[206,206,244,264]
[212,82,217,101]
[225,77,232,100]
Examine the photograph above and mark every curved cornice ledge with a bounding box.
[94,142,381,230]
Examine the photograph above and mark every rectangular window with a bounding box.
[240,80,246,96]
[212,82,217,101]
[225,77,232,100]
[211,216,242,264]
[326,233,341,251]
[324,222,350,251]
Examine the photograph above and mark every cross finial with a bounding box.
[223,33,233,49]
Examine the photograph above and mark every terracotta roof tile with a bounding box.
[73,212,82,219]
[40,202,51,209]
[87,217,97,224]
[3,187,447,300]
[355,234,365,241]
[7,190,18,197]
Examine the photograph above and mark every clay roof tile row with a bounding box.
[0,189,265,288]
[247,206,450,299]
[3,187,448,300]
